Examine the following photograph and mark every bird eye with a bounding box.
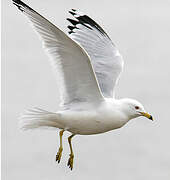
[135,106,139,110]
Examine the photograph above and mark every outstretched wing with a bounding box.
[12,0,104,107]
[67,9,124,98]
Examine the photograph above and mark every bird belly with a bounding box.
[60,110,126,135]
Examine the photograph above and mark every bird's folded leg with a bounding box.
[56,129,64,163]
[67,134,75,170]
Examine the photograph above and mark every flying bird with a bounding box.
[12,0,153,170]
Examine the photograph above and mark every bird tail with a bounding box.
[19,107,63,130]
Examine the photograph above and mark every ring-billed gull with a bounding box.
[12,0,153,170]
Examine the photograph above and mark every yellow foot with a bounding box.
[56,147,63,163]
[67,154,74,170]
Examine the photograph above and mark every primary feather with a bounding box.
[12,0,104,108]
[67,9,124,98]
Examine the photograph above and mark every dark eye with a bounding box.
[135,106,139,110]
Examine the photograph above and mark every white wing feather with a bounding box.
[67,10,124,98]
[13,0,104,107]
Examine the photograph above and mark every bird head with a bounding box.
[120,98,153,121]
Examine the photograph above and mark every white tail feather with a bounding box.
[19,107,62,130]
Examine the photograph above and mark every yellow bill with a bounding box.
[140,112,153,120]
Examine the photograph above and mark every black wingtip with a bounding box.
[12,0,21,3]
[67,25,75,31]
[66,18,79,26]
[12,0,34,12]
[67,25,79,34]
[12,0,23,11]
[69,11,76,16]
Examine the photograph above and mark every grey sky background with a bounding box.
[2,0,170,179]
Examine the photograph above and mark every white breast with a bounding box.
[59,100,128,135]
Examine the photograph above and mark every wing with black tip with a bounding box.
[67,10,124,98]
[12,0,104,106]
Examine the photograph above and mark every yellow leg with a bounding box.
[67,134,75,170]
[56,129,64,163]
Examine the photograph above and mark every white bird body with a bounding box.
[57,98,127,135]
[21,98,129,135]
